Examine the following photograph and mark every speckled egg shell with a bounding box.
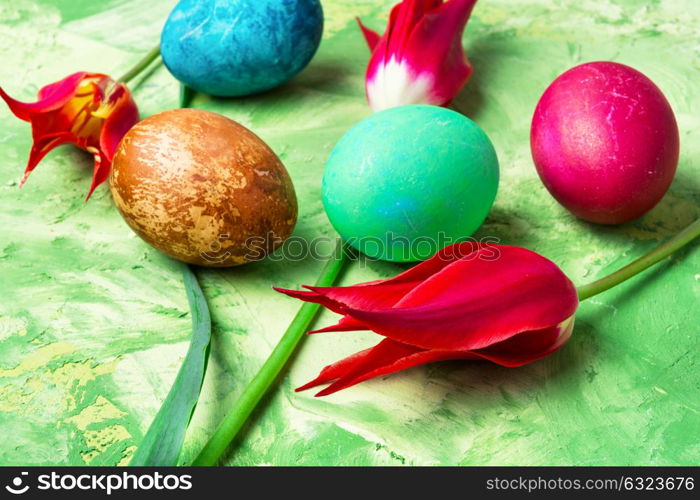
[110,108,297,267]
[160,0,324,97]
[323,105,499,262]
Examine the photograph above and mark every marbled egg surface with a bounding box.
[161,0,324,97]
[323,105,499,262]
[110,108,297,267]
[531,62,679,224]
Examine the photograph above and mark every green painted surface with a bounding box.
[0,0,698,466]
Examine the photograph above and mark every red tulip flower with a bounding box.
[0,72,139,199]
[276,243,578,396]
[357,0,478,111]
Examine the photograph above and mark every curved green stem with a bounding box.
[118,45,161,85]
[192,241,350,466]
[577,218,700,301]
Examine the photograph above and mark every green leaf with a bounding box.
[130,264,212,466]
[192,240,350,465]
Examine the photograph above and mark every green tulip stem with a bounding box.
[118,45,162,85]
[192,240,350,466]
[577,218,700,301]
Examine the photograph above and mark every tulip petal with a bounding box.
[309,315,367,334]
[363,0,478,110]
[21,133,72,186]
[385,0,444,56]
[400,0,477,104]
[99,85,139,161]
[275,278,416,316]
[0,72,87,121]
[286,241,481,313]
[85,149,110,201]
[2,72,139,199]
[295,343,389,393]
[297,338,477,397]
[472,316,575,367]
[299,317,575,396]
[356,18,381,51]
[273,287,349,317]
[86,84,139,200]
[319,246,578,351]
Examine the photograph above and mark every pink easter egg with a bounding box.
[531,61,679,224]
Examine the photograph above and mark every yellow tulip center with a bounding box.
[63,77,119,145]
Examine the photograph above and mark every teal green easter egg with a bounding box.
[322,105,499,262]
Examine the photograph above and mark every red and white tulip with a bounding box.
[358,0,479,111]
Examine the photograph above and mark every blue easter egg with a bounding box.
[323,105,500,262]
[161,0,323,97]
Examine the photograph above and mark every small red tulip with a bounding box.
[357,0,478,111]
[276,243,578,396]
[0,72,139,199]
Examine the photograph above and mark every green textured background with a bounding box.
[0,0,698,466]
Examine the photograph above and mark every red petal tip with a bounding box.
[314,387,338,398]
[308,315,367,334]
[1,72,88,121]
[273,286,318,299]
[85,150,110,201]
[295,380,323,393]
[356,17,381,51]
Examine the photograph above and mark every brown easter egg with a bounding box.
[109,108,297,266]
